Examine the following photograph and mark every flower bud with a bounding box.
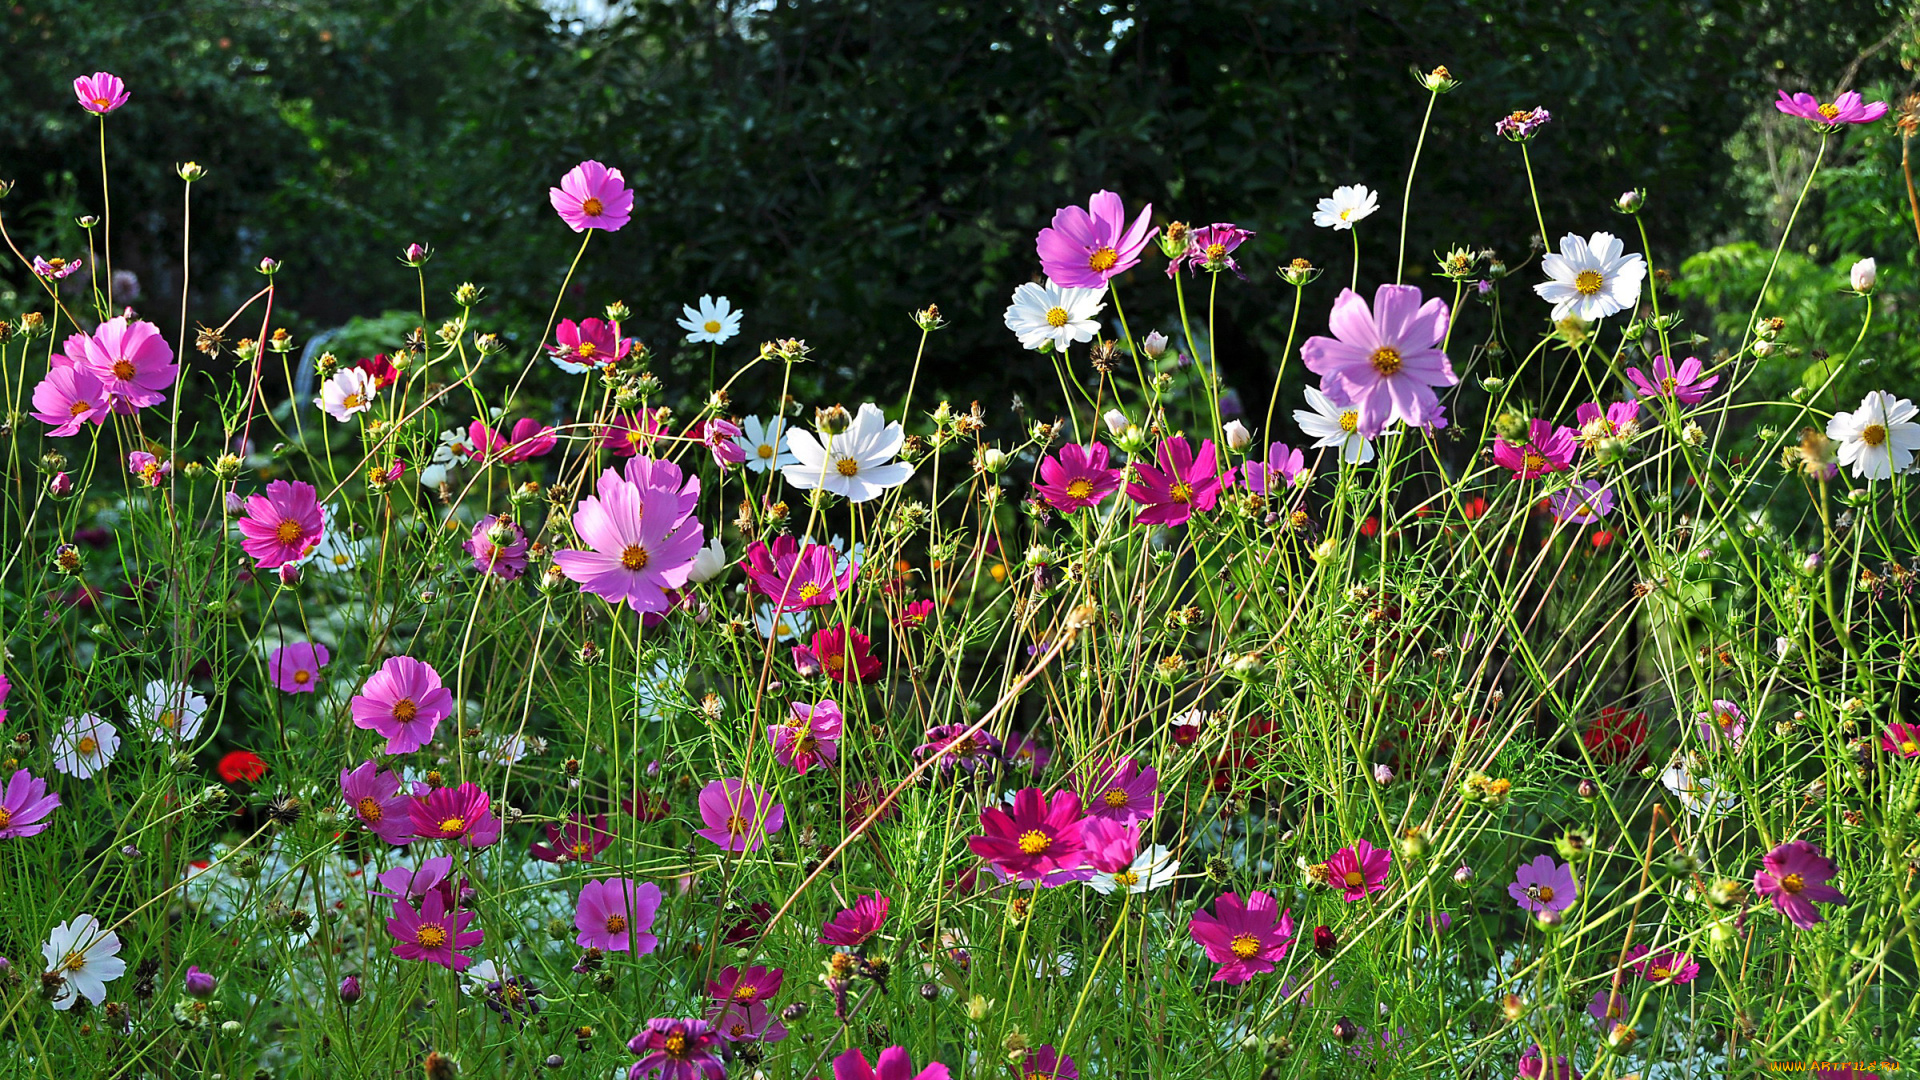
[338,976,363,1004]
[1222,419,1252,451]
[278,562,302,588]
[257,256,280,275]
[1614,189,1644,214]
[177,161,207,182]
[815,404,852,436]
[1452,864,1475,886]
[913,304,945,331]
[184,966,217,999]
[1850,257,1877,295]
[48,472,73,499]
[1331,1017,1359,1044]
[1416,64,1457,92]
[454,282,485,306]
[1279,257,1317,285]
[1141,330,1169,359]
[401,243,432,267]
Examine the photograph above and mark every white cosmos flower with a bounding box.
[784,403,914,504]
[420,428,478,488]
[1086,843,1180,895]
[1826,390,1920,480]
[734,415,798,474]
[1660,761,1738,819]
[1534,231,1645,321]
[302,510,372,574]
[317,366,377,422]
[1850,257,1877,294]
[41,914,125,1011]
[1294,385,1377,465]
[688,536,728,585]
[755,602,813,642]
[1003,278,1107,352]
[677,295,743,345]
[1312,184,1379,230]
[53,714,120,779]
[634,656,688,724]
[129,680,207,743]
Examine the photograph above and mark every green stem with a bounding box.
[1397,89,1441,284]
[1743,135,1828,351]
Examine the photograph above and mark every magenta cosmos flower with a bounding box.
[1072,757,1160,825]
[530,813,616,863]
[77,317,177,412]
[386,889,482,970]
[268,641,329,694]
[350,656,454,754]
[469,418,556,464]
[742,536,857,613]
[1492,419,1578,480]
[1327,839,1392,901]
[601,410,669,456]
[1301,285,1455,436]
[830,1047,951,1080]
[1020,1046,1079,1080]
[0,769,60,839]
[708,965,784,1006]
[1754,839,1847,929]
[820,893,889,946]
[1034,443,1122,512]
[1775,89,1888,129]
[1880,723,1920,758]
[703,418,748,468]
[1626,355,1718,405]
[1168,222,1253,278]
[1036,190,1157,288]
[1516,1044,1580,1080]
[465,514,530,580]
[554,472,706,614]
[238,480,325,569]
[409,782,503,847]
[967,787,1088,883]
[550,160,634,233]
[1126,436,1223,526]
[1238,441,1306,494]
[1624,943,1700,984]
[628,1018,725,1080]
[794,625,882,683]
[340,760,414,845]
[1695,699,1747,750]
[1508,855,1578,913]
[1548,480,1614,525]
[548,317,634,373]
[769,698,842,774]
[74,72,129,114]
[1574,399,1640,449]
[1188,890,1295,983]
[695,778,785,853]
[30,365,108,437]
[573,877,661,952]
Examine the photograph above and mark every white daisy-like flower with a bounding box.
[420,428,478,488]
[462,959,513,995]
[303,515,372,574]
[476,731,536,765]
[733,415,798,474]
[755,602,813,642]
[1003,278,1107,352]
[1294,385,1377,465]
[784,403,915,504]
[128,679,207,743]
[316,366,377,422]
[634,656,688,724]
[1826,390,1920,480]
[677,295,743,345]
[688,536,728,585]
[41,914,126,1011]
[1534,231,1645,321]
[53,714,120,779]
[1312,184,1379,230]
[1659,761,1738,819]
[1086,843,1180,895]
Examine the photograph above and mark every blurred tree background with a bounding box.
[4,0,1920,427]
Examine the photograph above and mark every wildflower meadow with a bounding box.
[3,59,1920,1080]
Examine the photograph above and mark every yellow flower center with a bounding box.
[835,457,861,477]
[1903,740,1918,754]
[571,841,591,856]
[415,924,448,948]
[795,734,818,755]
[1523,452,1547,473]
[605,914,628,933]
[665,1032,687,1056]
[622,545,650,571]
[726,814,748,833]
[1339,410,1359,434]
[440,817,466,834]
[392,699,418,723]
[1536,885,1555,903]
[757,444,774,459]
[1170,481,1194,503]
[1087,246,1119,272]
[799,583,822,601]
[582,197,604,217]
[733,985,758,1002]
[1651,966,1670,979]
[0,807,11,829]
[294,670,312,685]
[1229,933,1261,959]
[1344,870,1364,888]
[342,392,365,409]
[1781,873,1804,894]
[1113,870,1138,887]
[1045,306,1070,328]
[68,400,91,417]
[1017,829,1052,856]
[332,553,350,566]
[1369,346,1403,376]
[276,520,305,545]
[1205,242,1227,262]
[159,711,178,730]
[1103,789,1129,808]
[1574,269,1605,295]
[1717,711,1737,729]
[1818,103,1840,120]
[703,319,722,334]
[112,359,136,380]
[76,736,99,756]
[356,796,382,822]
[577,341,598,358]
[1065,478,1094,499]
[1660,377,1678,394]
[1862,423,1888,447]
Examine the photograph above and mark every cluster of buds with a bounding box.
[759,337,812,364]
[1414,64,1458,93]
[1459,771,1512,808]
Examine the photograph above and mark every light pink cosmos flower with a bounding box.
[1574,400,1640,449]
[573,877,661,952]
[1775,89,1888,129]
[830,1047,951,1080]
[1696,699,1747,750]
[268,641,329,693]
[127,451,170,487]
[1301,285,1455,436]
[620,454,703,523]
[554,472,706,614]
[30,365,108,436]
[340,760,415,845]
[1034,443,1122,512]
[386,889,481,970]
[351,656,454,754]
[547,316,633,373]
[1492,420,1578,479]
[77,317,177,413]
[1167,222,1254,278]
[1548,480,1614,524]
[1188,890,1295,983]
[769,698,842,774]
[1626,355,1718,405]
[549,160,634,233]
[1624,943,1701,984]
[73,72,130,114]
[1508,855,1578,913]
[1754,839,1846,929]
[1125,436,1222,526]
[465,515,530,580]
[819,892,889,946]
[238,480,325,569]
[469,418,556,464]
[1327,839,1392,901]
[695,777,785,853]
[32,256,83,280]
[967,787,1088,883]
[409,782,502,846]
[1237,441,1306,494]
[1035,190,1158,288]
[0,768,61,839]
[709,1000,788,1044]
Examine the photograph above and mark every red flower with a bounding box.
[1590,530,1614,549]
[1461,496,1489,520]
[355,354,399,388]
[219,750,268,783]
[1582,706,1647,767]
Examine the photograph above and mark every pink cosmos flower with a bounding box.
[1548,480,1614,524]
[465,514,530,580]
[769,698,842,774]
[628,1018,725,1080]
[703,418,747,468]
[32,256,83,280]
[1695,699,1747,750]
[967,787,1088,883]
[548,317,634,373]
[386,889,481,970]
[78,317,177,412]
[830,1047,951,1080]
[0,769,60,839]
[1020,1047,1078,1080]
[1034,443,1122,512]
[238,480,326,569]
[1516,1044,1580,1080]
[127,451,170,487]
[553,472,705,614]
[1624,943,1700,983]
[549,160,634,233]
[469,418,557,464]
[268,641,329,694]
[896,599,935,629]
[695,778,785,853]
[1509,855,1579,913]
[1754,839,1847,929]
[742,536,856,613]
[1238,441,1306,494]
[1492,420,1578,479]
[708,1000,788,1044]
[1003,732,1050,772]
[1072,757,1160,825]
[1880,722,1920,758]
[794,625,882,683]
[573,877,661,952]
[1188,890,1296,983]
[915,724,1002,776]
[1626,355,1718,405]
[1775,89,1888,129]
[350,656,453,754]
[1126,436,1223,526]
[707,965,784,1006]
[372,855,466,908]
[1574,399,1640,449]
[601,409,670,457]
[1168,222,1254,278]
[1036,190,1158,288]
[620,454,703,522]
[73,72,129,114]
[819,893,890,947]
[340,760,414,845]
[530,812,616,863]
[1300,285,1455,436]
[408,782,503,847]
[1327,839,1392,901]
[1495,106,1552,139]
[30,365,109,436]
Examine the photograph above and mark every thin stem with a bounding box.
[1397,89,1441,284]
[100,118,114,312]
[1743,135,1828,350]
[1262,284,1305,443]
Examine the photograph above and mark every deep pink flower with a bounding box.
[1125,436,1222,526]
[794,625,882,683]
[1079,816,1142,874]
[238,480,326,569]
[550,160,634,233]
[1071,757,1160,825]
[708,1000,787,1044]
[1002,732,1051,772]
[1188,890,1296,983]
[1624,943,1701,983]
[1574,399,1640,449]
[1626,355,1718,405]
[742,536,857,612]
[967,787,1088,883]
[573,877,661,952]
[628,1018,725,1080]
[0,768,60,839]
[73,72,129,114]
[548,317,633,373]
[770,699,842,774]
[127,451,170,487]
[1327,839,1392,901]
[1237,441,1306,494]
[31,256,83,280]
[1167,222,1253,278]
[819,893,889,947]
[1880,722,1920,758]
[1517,1044,1581,1080]
[1036,190,1157,288]
[896,599,936,629]
[601,409,670,457]
[408,782,503,847]
[1508,855,1578,913]
[831,1047,951,1080]
[707,965,785,1010]
[1018,1046,1079,1080]
[356,354,400,388]
[695,777,785,853]
[465,514,530,580]
[1775,89,1888,128]
[340,760,414,845]
[372,854,466,908]
[30,365,108,436]
[1695,699,1747,750]
[914,723,1002,776]
[1034,443,1122,512]
[78,317,177,412]
[1301,285,1455,436]
[703,418,747,468]
[386,888,481,970]
[530,812,615,863]
[351,656,453,754]
[553,471,705,614]
[1492,420,1578,479]
[268,641,329,694]
[1754,839,1847,929]
[470,418,556,464]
